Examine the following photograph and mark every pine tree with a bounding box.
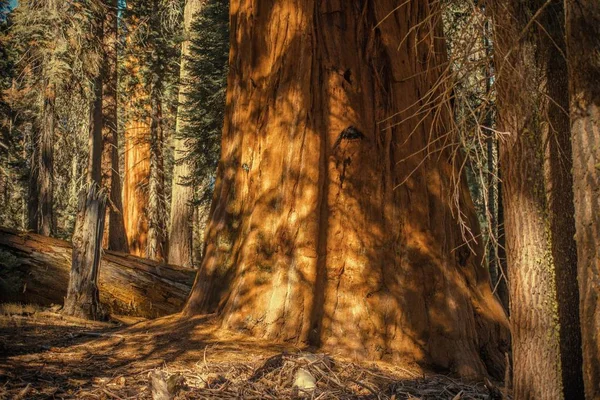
[168,0,228,267]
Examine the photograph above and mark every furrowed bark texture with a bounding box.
[185,0,508,378]
[63,186,106,320]
[494,1,584,398]
[0,227,195,318]
[101,0,128,253]
[168,0,204,269]
[566,0,600,397]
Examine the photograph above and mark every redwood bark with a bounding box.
[185,0,508,378]
[565,0,600,397]
[168,0,204,268]
[123,110,150,257]
[494,1,584,398]
[122,4,168,262]
[101,0,128,253]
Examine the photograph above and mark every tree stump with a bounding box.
[63,184,107,320]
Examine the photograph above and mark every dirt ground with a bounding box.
[0,304,507,399]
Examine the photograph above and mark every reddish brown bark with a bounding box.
[123,108,150,258]
[100,0,128,253]
[185,0,508,378]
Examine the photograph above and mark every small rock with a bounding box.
[293,368,316,393]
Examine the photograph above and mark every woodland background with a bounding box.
[0,0,599,399]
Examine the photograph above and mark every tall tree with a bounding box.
[184,0,508,378]
[565,0,600,397]
[168,0,204,268]
[493,1,584,398]
[64,1,109,321]
[169,0,228,267]
[100,0,128,252]
[122,0,180,261]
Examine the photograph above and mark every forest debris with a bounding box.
[150,370,170,400]
[149,370,186,400]
[0,313,511,399]
[13,383,31,400]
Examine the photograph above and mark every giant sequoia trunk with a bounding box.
[565,0,600,397]
[101,0,128,253]
[185,0,508,378]
[168,0,204,269]
[494,1,584,398]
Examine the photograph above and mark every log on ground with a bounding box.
[0,227,195,318]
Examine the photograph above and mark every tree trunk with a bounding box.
[101,0,128,253]
[0,227,195,318]
[27,124,39,232]
[168,0,204,268]
[493,1,584,398]
[147,94,168,261]
[185,0,508,379]
[38,82,55,236]
[565,0,600,397]
[122,65,151,257]
[63,185,107,320]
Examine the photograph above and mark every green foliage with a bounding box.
[1,0,102,236]
[180,0,229,204]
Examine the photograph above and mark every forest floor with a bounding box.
[0,304,507,400]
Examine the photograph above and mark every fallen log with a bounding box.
[0,227,196,318]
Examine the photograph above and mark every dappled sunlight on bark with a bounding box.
[184,0,508,379]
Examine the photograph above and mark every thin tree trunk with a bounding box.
[185,0,508,379]
[147,94,167,261]
[493,1,584,398]
[63,185,107,320]
[101,0,128,252]
[38,82,54,236]
[565,0,600,397]
[168,0,204,268]
[64,5,111,321]
[27,124,39,231]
